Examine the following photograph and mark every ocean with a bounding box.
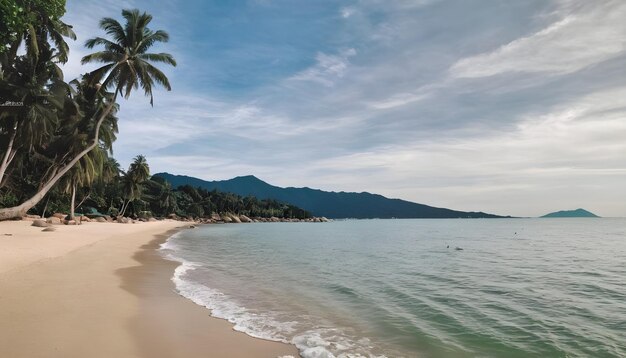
[159,219,626,358]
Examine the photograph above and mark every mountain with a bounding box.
[541,208,599,218]
[153,173,508,219]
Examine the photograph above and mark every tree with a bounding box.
[0,9,175,220]
[120,155,149,216]
[59,147,105,220]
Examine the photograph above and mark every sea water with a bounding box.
[160,219,626,358]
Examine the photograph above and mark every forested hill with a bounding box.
[153,173,508,219]
[541,208,599,218]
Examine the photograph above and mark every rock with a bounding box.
[211,213,221,221]
[64,220,77,225]
[32,219,49,227]
[95,217,107,223]
[52,213,66,219]
[81,216,91,222]
[46,217,62,225]
[239,215,251,223]
[270,217,279,222]
[25,214,41,219]
[149,217,157,222]
[231,215,241,223]
[116,216,130,224]
[320,217,329,222]
[167,213,179,220]
[189,225,196,229]
[222,215,233,223]
[42,227,56,232]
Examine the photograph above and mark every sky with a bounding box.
[61,0,626,217]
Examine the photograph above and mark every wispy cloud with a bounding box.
[289,48,357,87]
[450,1,626,78]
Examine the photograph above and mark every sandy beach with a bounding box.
[0,220,299,358]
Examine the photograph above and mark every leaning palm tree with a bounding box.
[0,9,175,220]
[60,146,106,220]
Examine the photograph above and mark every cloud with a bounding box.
[294,86,626,216]
[367,92,430,110]
[450,1,626,78]
[340,7,356,18]
[289,48,357,86]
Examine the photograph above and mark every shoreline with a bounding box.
[120,225,300,358]
[0,220,299,357]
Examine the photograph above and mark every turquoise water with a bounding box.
[161,219,626,358]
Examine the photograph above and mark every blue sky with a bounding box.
[62,0,626,217]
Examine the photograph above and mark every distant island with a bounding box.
[154,173,510,219]
[541,208,599,218]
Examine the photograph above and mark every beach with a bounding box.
[0,220,299,358]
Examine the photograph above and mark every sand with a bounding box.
[0,220,299,358]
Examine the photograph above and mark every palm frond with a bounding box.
[84,37,124,54]
[138,52,177,66]
[99,18,127,47]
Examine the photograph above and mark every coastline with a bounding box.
[0,220,299,358]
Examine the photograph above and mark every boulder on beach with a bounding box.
[46,217,62,225]
[95,217,107,223]
[231,215,241,223]
[222,215,233,223]
[32,219,49,227]
[52,213,66,219]
[42,227,56,232]
[239,215,251,223]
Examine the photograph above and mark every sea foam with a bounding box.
[159,233,385,358]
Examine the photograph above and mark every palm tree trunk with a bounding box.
[0,91,118,221]
[41,195,50,218]
[120,199,130,217]
[75,189,91,211]
[0,125,18,188]
[70,184,76,220]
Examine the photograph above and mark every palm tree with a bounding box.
[0,1,75,185]
[59,147,106,220]
[120,155,150,216]
[0,9,175,220]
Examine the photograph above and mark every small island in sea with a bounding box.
[541,208,600,218]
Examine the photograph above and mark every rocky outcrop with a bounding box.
[32,219,49,227]
[46,217,62,225]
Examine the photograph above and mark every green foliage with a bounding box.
[186,203,204,218]
[0,0,67,53]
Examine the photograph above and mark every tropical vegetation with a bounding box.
[0,2,176,220]
[0,2,310,221]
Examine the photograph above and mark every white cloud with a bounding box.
[291,86,626,216]
[450,1,626,78]
[340,7,356,18]
[289,48,357,86]
[367,92,429,110]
